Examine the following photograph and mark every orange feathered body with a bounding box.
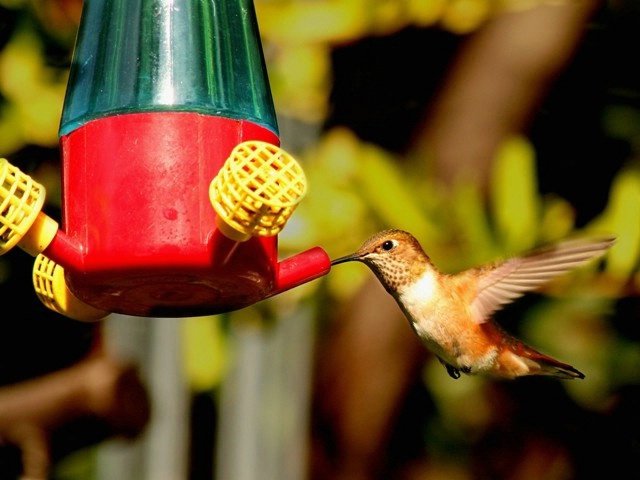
[332,229,613,380]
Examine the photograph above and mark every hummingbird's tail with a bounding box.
[525,352,585,379]
[502,343,585,379]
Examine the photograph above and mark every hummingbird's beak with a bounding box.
[330,253,362,266]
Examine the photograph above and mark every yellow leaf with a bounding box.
[451,179,498,266]
[355,141,438,242]
[490,136,539,253]
[268,43,331,122]
[326,262,370,301]
[256,0,368,45]
[0,103,26,155]
[441,0,492,34]
[539,195,576,243]
[182,316,229,392]
[408,0,449,27]
[590,169,640,279]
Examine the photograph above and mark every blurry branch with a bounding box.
[310,277,427,480]
[408,0,600,192]
[0,354,150,479]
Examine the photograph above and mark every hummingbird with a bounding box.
[331,230,614,380]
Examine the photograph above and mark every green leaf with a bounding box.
[490,136,540,253]
[588,168,640,279]
[182,316,229,392]
[356,142,438,242]
[450,179,498,266]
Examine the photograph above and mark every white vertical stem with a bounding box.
[96,315,189,480]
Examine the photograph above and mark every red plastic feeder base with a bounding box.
[58,112,282,317]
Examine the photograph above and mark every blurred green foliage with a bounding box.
[1,0,639,479]
[2,0,639,411]
[0,2,74,154]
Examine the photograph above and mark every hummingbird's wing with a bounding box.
[470,236,614,324]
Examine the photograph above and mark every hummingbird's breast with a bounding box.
[398,271,497,371]
[397,270,445,341]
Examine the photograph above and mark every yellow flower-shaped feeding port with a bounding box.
[33,254,108,322]
[0,158,46,254]
[210,141,308,241]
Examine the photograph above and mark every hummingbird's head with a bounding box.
[331,229,432,291]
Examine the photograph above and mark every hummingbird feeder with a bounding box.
[0,0,331,320]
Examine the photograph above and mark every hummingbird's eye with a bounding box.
[381,240,396,251]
